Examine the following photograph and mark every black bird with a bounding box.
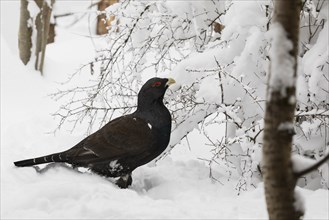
[14,77,175,188]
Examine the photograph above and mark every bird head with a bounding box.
[137,77,175,108]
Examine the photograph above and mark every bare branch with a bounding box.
[294,153,329,179]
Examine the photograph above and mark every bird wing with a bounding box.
[67,115,154,163]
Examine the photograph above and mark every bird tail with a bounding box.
[14,152,68,167]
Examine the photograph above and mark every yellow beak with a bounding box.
[166,78,176,86]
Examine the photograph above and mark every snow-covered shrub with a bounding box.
[294,0,329,189]
[54,0,329,191]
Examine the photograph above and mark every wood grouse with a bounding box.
[14,77,175,188]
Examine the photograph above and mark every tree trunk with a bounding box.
[47,22,56,44]
[97,0,118,35]
[34,0,54,74]
[262,1,302,220]
[18,0,55,74]
[18,0,32,65]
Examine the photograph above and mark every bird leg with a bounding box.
[116,173,132,188]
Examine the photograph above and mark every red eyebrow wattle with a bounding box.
[152,82,161,87]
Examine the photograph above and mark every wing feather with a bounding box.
[67,116,154,163]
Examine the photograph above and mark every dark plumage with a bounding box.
[14,77,175,188]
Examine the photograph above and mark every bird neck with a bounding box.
[137,95,165,112]
[135,96,171,128]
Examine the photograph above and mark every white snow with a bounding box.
[1,1,328,219]
[268,22,295,97]
[292,154,328,175]
[302,21,329,105]
[278,122,294,131]
[294,188,306,214]
[292,154,318,173]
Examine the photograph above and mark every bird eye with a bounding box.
[151,82,161,87]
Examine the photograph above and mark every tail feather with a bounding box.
[14,152,68,167]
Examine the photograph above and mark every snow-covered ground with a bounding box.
[1,1,328,219]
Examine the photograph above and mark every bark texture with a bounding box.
[34,0,54,74]
[97,0,118,35]
[47,23,56,44]
[18,0,32,65]
[262,1,302,220]
[18,0,54,74]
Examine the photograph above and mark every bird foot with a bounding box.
[116,173,132,189]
